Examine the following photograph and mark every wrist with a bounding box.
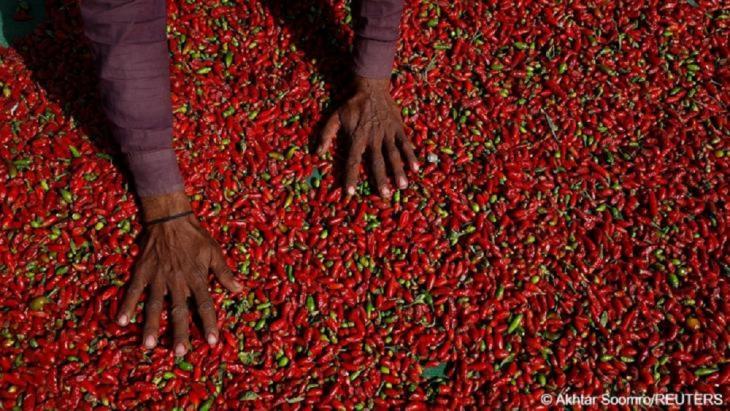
[354,75,390,94]
[140,191,192,222]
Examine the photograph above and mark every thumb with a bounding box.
[317,112,341,156]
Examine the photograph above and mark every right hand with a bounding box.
[116,192,242,356]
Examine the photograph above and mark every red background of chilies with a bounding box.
[0,0,728,409]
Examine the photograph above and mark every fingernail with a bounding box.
[398,177,408,189]
[175,343,187,357]
[381,187,391,198]
[346,186,355,196]
[232,281,243,292]
[413,162,420,172]
[144,335,156,349]
[118,314,129,326]
[207,333,218,345]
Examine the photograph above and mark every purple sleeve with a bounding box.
[81,0,184,197]
[353,0,405,79]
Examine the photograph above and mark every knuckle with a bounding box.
[191,276,208,291]
[127,282,145,296]
[170,305,188,319]
[145,299,163,312]
[194,260,207,273]
[198,300,215,314]
[346,157,360,168]
[211,252,226,269]
[217,267,233,279]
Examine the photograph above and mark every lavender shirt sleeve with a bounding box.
[81,0,183,197]
[353,0,405,79]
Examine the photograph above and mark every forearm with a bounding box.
[81,0,184,198]
[353,0,405,79]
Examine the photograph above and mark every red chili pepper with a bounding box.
[0,0,727,408]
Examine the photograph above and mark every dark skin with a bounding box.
[118,192,242,356]
[319,76,420,197]
[117,76,418,356]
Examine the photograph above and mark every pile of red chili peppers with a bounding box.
[0,0,728,409]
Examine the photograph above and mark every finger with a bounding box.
[344,134,367,196]
[371,142,390,198]
[210,248,242,293]
[317,112,340,156]
[386,137,407,190]
[142,279,165,349]
[170,284,190,357]
[117,265,149,326]
[191,280,218,346]
[397,131,420,172]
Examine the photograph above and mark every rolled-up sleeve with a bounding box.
[353,0,405,79]
[81,0,184,197]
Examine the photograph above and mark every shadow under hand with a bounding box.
[260,0,358,167]
[7,0,129,181]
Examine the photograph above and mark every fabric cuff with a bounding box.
[353,37,398,79]
[125,149,184,197]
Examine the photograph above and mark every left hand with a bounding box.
[317,76,419,198]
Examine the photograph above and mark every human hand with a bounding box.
[117,192,242,356]
[317,76,419,198]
